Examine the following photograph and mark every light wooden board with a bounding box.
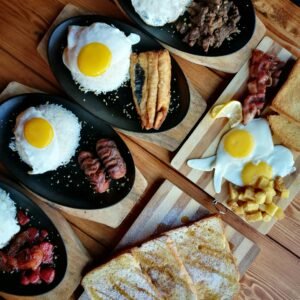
[80,180,260,299]
[37,3,207,152]
[114,0,266,74]
[0,82,148,228]
[171,36,300,234]
[0,181,91,300]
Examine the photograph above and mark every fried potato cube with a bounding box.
[280,189,290,199]
[228,183,238,200]
[262,212,272,222]
[256,176,270,189]
[268,180,274,189]
[274,207,285,220]
[245,211,263,222]
[264,187,276,204]
[265,203,279,216]
[259,204,267,211]
[254,191,266,204]
[238,192,247,201]
[244,201,259,212]
[244,187,255,201]
[233,206,245,215]
[227,200,239,209]
[274,176,285,192]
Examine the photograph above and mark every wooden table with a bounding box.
[0,0,299,299]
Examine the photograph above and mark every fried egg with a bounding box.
[10,104,81,174]
[63,23,140,94]
[188,118,295,193]
[131,0,192,26]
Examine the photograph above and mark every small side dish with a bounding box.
[130,50,171,130]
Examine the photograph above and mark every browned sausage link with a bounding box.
[96,139,127,180]
[78,151,110,193]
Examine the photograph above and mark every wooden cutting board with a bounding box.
[114,0,266,73]
[79,180,259,299]
[37,4,207,152]
[171,36,300,234]
[0,181,91,300]
[0,82,148,228]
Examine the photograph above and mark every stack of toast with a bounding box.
[269,59,300,152]
[130,49,172,130]
[82,216,240,300]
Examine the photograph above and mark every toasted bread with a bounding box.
[165,216,240,300]
[131,236,197,300]
[271,59,300,125]
[82,253,161,300]
[268,115,300,152]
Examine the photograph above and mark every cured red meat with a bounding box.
[17,210,30,226]
[16,247,43,271]
[242,49,284,124]
[40,267,55,284]
[39,242,54,264]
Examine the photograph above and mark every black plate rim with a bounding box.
[115,0,256,57]
[0,176,67,296]
[47,14,191,133]
[0,92,136,210]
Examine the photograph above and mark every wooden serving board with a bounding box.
[171,36,300,234]
[0,181,91,300]
[37,4,207,152]
[79,180,259,299]
[114,0,266,74]
[0,82,148,228]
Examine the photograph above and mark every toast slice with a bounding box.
[165,216,240,300]
[268,114,300,152]
[82,253,161,300]
[131,236,197,300]
[271,59,300,125]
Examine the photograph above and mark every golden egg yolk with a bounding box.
[24,118,54,148]
[223,129,254,158]
[77,42,112,77]
[242,161,273,186]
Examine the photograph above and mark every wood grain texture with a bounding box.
[37,4,207,151]
[0,82,148,228]
[171,36,300,235]
[0,186,91,300]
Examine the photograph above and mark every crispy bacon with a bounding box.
[242,49,284,124]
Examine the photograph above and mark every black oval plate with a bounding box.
[116,0,256,56]
[47,15,190,133]
[0,93,135,209]
[0,178,67,296]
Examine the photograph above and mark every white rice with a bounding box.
[0,188,20,249]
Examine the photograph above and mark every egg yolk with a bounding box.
[242,161,273,186]
[77,42,112,77]
[24,118,54,148]
[224,129,254,158]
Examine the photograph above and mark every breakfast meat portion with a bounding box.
[96,139,127,180]
[176,0,240,52]
[130,50,171,130]
[78,151,110,193]
[82,216,240,300]
[242,49,284,124]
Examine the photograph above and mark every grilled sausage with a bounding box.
[78,151,110,193]
[96,139,127,180]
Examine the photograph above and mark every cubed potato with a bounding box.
[259,204,267,211]
[274,207,285,220]
[254,191,266,204]
[265,203,279,216]
[274,176,285,192]
[264,187,276,203]
[280,189,290,199]
[245,211,263,222]
[268,180,274,189]
[244,187,255,200]
[228,183,238,200]
[256,176,270,189]
[227,200,239,209]
[233,206,245,215]
[243,201,259,212]
[262,212,272,222]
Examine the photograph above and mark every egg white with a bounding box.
[11,104,81,175]
[63,23,140,94]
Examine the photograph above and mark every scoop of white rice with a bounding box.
[0,188,20,249]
